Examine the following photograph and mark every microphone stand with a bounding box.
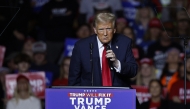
[90,43,94,86]
[174,37,188,109]
[183,38,188,109]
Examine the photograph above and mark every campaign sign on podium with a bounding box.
[46,87,136,109]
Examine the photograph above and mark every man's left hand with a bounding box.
[106,50,119,68]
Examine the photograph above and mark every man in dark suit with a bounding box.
[68,12,138,87]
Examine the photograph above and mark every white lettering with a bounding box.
[104,98,111,105]
[70,98,76,105]
[74,105,80,109]
[95,106,100,109]
[101,106,106,109]
[88,106,93,109]
[8,81,16,94]
[78,98,84,105]
[86,98,93,105]
[94,98,103,105]
[81,106,85,109]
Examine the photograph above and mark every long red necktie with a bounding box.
[102,44,112,86]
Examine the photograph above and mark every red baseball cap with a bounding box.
[149,18,162,29]
[116,18,128,25]
[140,58,153,66]
[16,74,29,83]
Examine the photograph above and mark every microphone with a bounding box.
[106,45,113,70]
[90,43,94,86]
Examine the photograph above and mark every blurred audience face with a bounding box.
[7,59,17,71]
[173,0,185,7]
[122,27,134,40]
[167,49,180,63]
[140,64,152,77]
[94,22,116,44]
[178,19,189,30]
[17,78,29,92]
[187,58,190,73]
[176,10,189,35]
[150,28,161,39]
[23,40,34,51]
[149,81,162,98]
[139,7,150,18]
[62,58,70,79]
[160,31,171,43]
[77,25,91,39]
[116,18,127,33]
[17,62,30,72]
[33,53,46,65]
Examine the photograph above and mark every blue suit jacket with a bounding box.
[68,34,138,87]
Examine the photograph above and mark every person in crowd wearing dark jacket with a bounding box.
[30,41,59,80]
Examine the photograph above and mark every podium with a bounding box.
[46,86,136,109]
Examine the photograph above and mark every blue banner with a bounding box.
[122,0,140,23]
[46,88,136,109]
[45,71,53,87]
[29,71,53,87]
[64,38,78,57]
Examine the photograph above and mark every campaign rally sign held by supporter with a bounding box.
[44,71,53,87]
[132,85,167,104]
[64,38,78,57]
[132,85,151,104]
[121,0,140,23]
[5,72,46,99]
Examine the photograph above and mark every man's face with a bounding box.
[94,22,116,44]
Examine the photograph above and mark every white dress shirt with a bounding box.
[97,37,121,72]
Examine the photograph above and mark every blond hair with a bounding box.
[13,82,34,104]
[135,7,154,23]
[94,13,116,28]
[136,65,156,86]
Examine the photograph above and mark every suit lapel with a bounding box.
[92,35,102,85]
[92,35,100,64]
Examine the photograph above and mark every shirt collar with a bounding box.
[96,36,111,49]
